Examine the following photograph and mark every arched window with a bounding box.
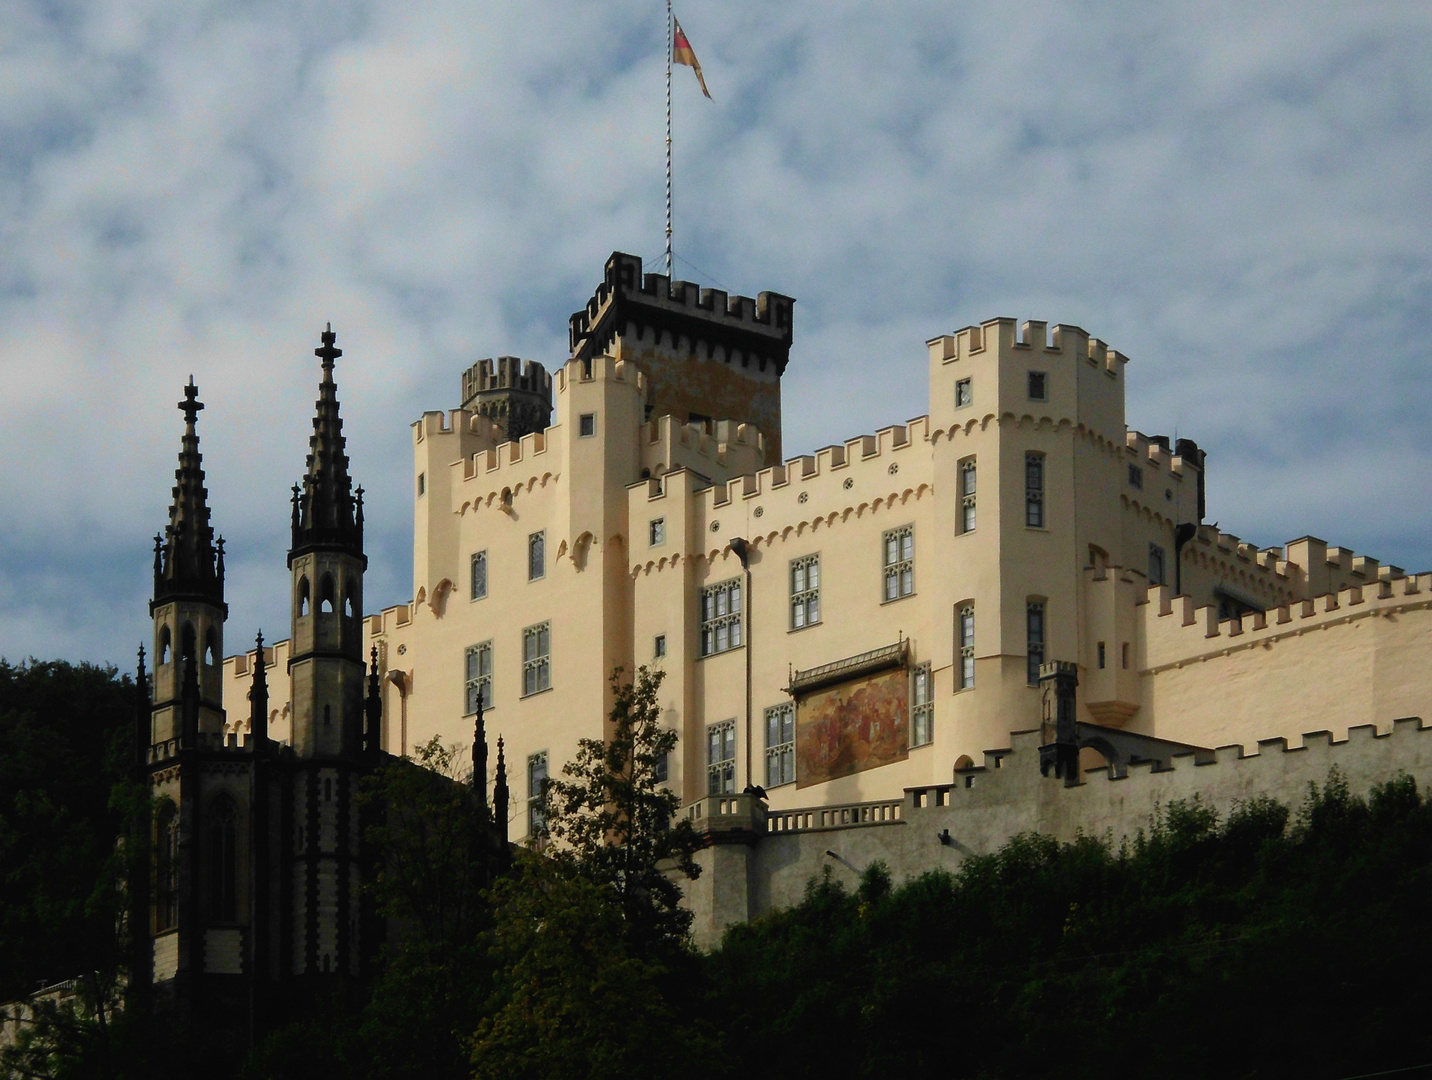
[159,626,172,666]
[298,577,310,617]
[181,623,196,662]
[319,574,336,615]
[344,579,357,618]
[209,796,239,923]
[155,800,179,932]
[204,627,218,667]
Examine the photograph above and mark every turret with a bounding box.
[460,356,553,443]
[149,380,226,748]
[287,325,368,760]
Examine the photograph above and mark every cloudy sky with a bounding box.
[2,1,1430,667]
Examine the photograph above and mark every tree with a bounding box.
[540,666,703,950]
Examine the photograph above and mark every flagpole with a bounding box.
[665,0,673,280]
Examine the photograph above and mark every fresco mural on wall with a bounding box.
[795,667,909,788]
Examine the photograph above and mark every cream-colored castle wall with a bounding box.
[220,313,1430,848]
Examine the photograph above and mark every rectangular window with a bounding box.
[527,752,548,836]
[470,550,488,601]
[579,412,596,437]
[790,555,820,629]
[1149,543,1166,587]
[580,357,593,380]
[1122,642,1130,669]
[960,459,977,533]
[707,720,736,795]
[1097,641,1106,670]
[417,472,426,497]
[528,531,545,581]
[1026,601,1045,686]
[1025,453,1044,528]
[464,641,492,714]
[911,662,933,747]
[700,579,743,656]
[653,633,666,658]
[1128,464,1144,489]
[955,378,973,408]
[653,749,669,785]
[882,526,914,602]
[649,518,665,546]
[765,703,795,787]
[958,606,975,689]
[1028,371,1048,401]
[522,621,551,696]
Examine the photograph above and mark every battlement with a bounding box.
[460,356,552,405]
[1141,570,1431,670]
[568,252,795,370]
[927,317,1129,377]
[638,414,765,481]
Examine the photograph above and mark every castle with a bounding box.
[188,251,1429,946]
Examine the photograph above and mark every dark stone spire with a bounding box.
[472,699,489,820]
[249,632,269,744]
[290,325,365,566]
[493,736,510,851]
[134,645,150,773]
[152,379,225,614]
[365,646,383,755]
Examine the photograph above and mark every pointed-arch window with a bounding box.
[159,626,172,666]
[209,796,239,923]
[204,627,218,667]
[319,575,336,614]
[182,623,197,662]
[344,579,357,618]
[155,800,179,932]
[298,577,311,617]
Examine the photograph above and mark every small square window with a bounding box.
[1129,464,1144,489]
[1028,371,1047,401]
[955,378,973,409]
[654,633,667,658]
[649,518,665,546]
[579,413,596,437]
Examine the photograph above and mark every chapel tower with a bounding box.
[286,324,369,976]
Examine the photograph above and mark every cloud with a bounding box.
[1,0,1429,665]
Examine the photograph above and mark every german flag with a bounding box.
[673,16,711,99]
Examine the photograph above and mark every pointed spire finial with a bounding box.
[152,380,223,614]
[249,630,269,745]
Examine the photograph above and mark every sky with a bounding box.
[2,1,1430,668]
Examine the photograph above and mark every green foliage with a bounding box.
[540,666,703,950]
[706,772,1432,1080]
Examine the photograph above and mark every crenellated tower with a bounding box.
[150,379,228,750]
[286,324,368,978]
[460,356,553,443]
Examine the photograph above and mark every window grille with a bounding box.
[911,662,934,746]
[790,555,820,629]
[960,459,977,533]
[958,606,975,689]
[701,579,743,656]
[465,641,492,713]
[707,720,736,795]
[1026,601,1045,686]
[883,526,914,601]
[1025,453,1044,528]
[765,704,795,787]
[522,622,551,696]
[470,550,487,601]
[527,752,548,835]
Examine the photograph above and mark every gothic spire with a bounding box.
[290,325,366,566]
[473,699,489,820]
[152,379,225,614]
[249,631,269,744]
